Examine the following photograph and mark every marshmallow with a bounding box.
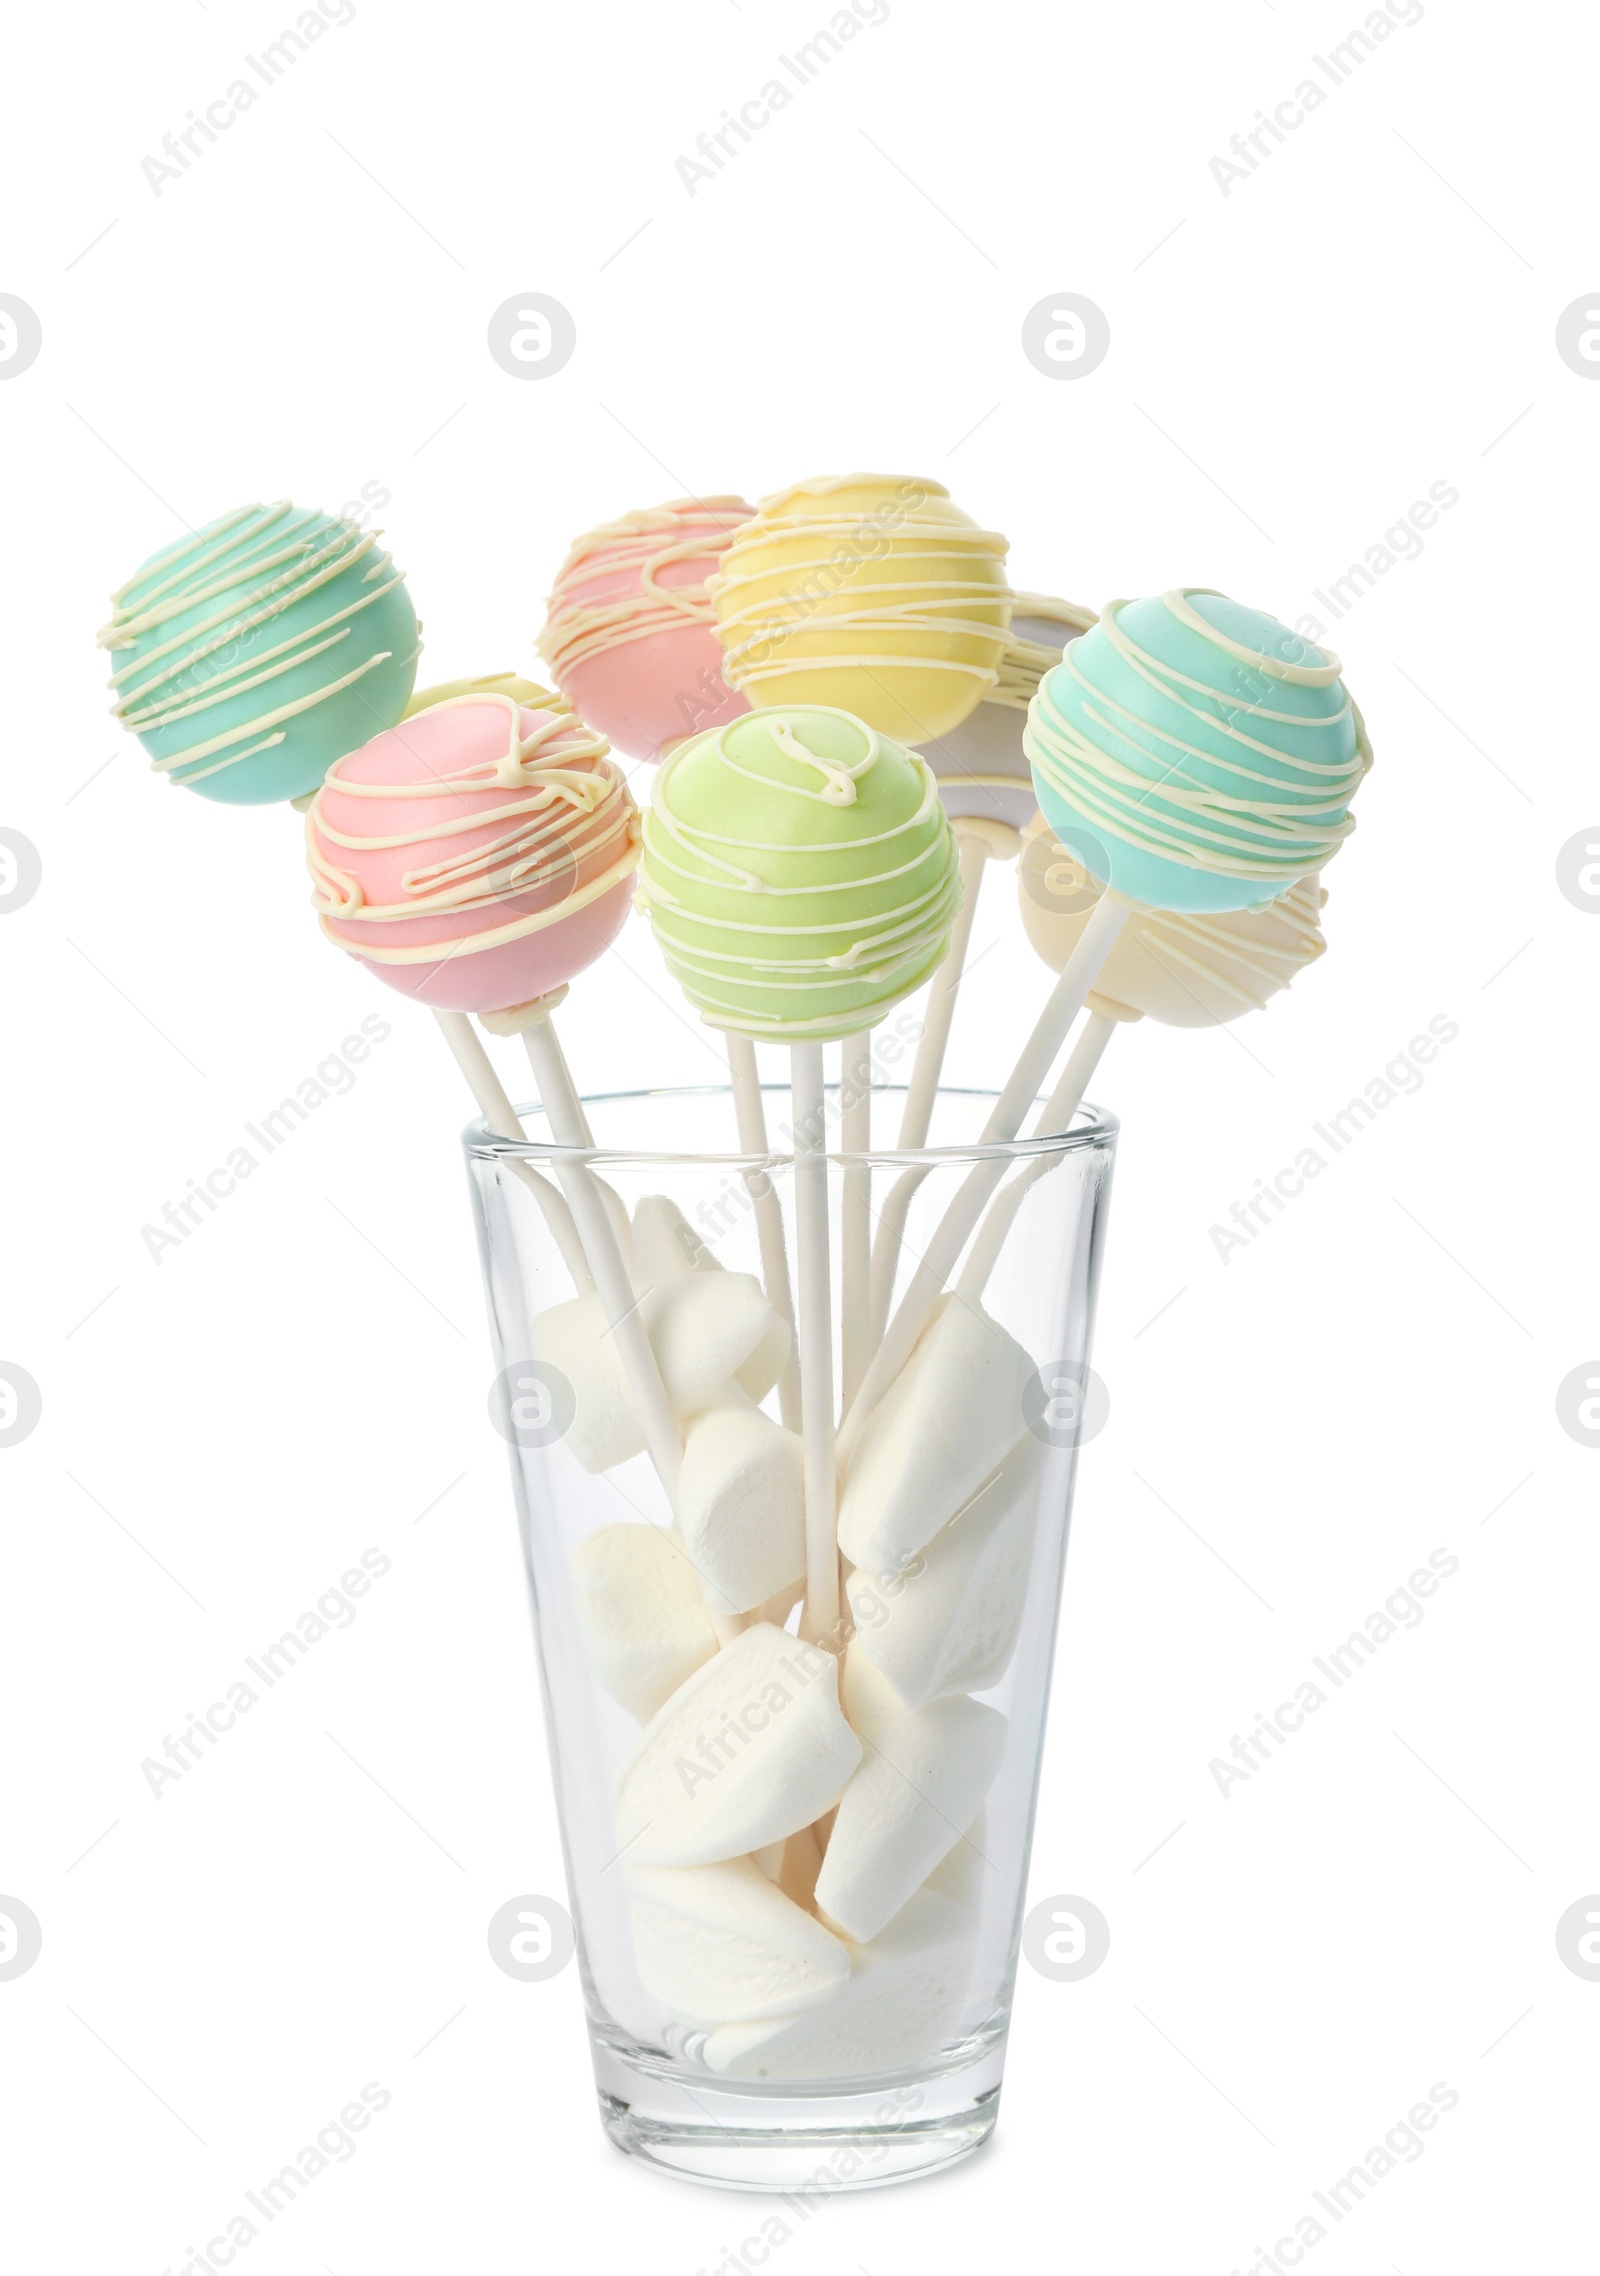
[733,1307,791,1409]
[837,1295,1036,1572]
[568,1523,718,1722]
[632,1193,717,1280]
[846,1434,1044,1706]
[531,1271,786,1472]
[702,1889,978,2080]
[813,1654,1006,1943]
[615,1622,861,1866]
[625,1856,850,2023]
[924,1810,989,1910]
[679,1389,806,1614]
[632,1194,791,1407]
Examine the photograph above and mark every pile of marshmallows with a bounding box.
[99,477,1372,2080]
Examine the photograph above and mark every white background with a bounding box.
[2,0,1594,2268]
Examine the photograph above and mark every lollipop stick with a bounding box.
[789,1042,840,1646]
[1037,1008,1117,1140]
[837,893,1130,1462]
[895,826,990,1150]
[430,1011,592,1293]
[839,1030,874,1412]
[867,1164,925,1354]
[871,825,1010,1354]
[520,1007,740,1646]
[482,997,635,1270]
[725,1033,801,1431]
[956,1011,1118,1303]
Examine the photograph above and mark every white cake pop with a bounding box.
[1017,818,1328,1027]
[918,592,1095,831]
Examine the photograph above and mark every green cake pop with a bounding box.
[638,706,961,1041]
[641,705,963,1649]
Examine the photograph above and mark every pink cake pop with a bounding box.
[306,694,640,1013]
[537,496,753,761]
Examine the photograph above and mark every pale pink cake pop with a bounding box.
[537,496,753,761]
[307,695,640,1012]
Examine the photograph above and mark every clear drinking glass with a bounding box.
[465,1082,1116,2191]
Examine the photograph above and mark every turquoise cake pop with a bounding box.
[1024,588,1371,913]
[98,501,421,805]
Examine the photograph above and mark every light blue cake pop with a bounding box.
[1024,588,1371,912]
[99,502,421,805]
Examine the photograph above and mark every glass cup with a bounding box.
[465,1081,1116,2190]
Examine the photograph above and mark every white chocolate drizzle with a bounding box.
[308,695,640,966]
[989,591,1097,710]
[640,711,961,1038]
[537,496,753,683]
[98,502,420,783]
[1094,879,1325,1019]
[1023,588,1374,882]
[710,474,1012,705]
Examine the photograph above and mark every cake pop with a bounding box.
[99,502,420,804]
[842,590,1371,1458]
[307,693,639,1013]
[921,591,1096,832]
[538,496,753,761]
[308,695,747,1645]
[1024,588,1371,914]
[711,475,1013,744]
[638,705,961,1041]
[1017,822,1328,1025]
[640,704,964,1643]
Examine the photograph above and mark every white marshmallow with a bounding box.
[631,1193,789,1407]
[733,1308,791,1408]
[625,1856,850,2023]
[812,1654,1006,1943]
[678,1389,806,1614]
[568,1524,718,1722]
[845,1434,1044,1706]
[924,1810,989,1910]
[837,1295,1036,1573]
[632,1193,718,1280]
[615,1622,861,1866]
[531,1272,785,1472]
[702,1889,978,2080]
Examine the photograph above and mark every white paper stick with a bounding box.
[956,1012,1118,1303]
[726,1033,801,1431]
[431,1010,592,1293]
[837,893,1131,1463]
[521,1011,740,1646]
[839,1031,874,1412]
[895,828,990,1150]
[870,824,1021,1351]
[790,1042,840,1646]
[866,1162,923,1354]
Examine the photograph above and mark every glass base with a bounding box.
[592,2037,1004,2192]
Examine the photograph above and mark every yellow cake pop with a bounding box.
[710,474,1012,743]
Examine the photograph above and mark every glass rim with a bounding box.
[462,1081,1119,1170]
